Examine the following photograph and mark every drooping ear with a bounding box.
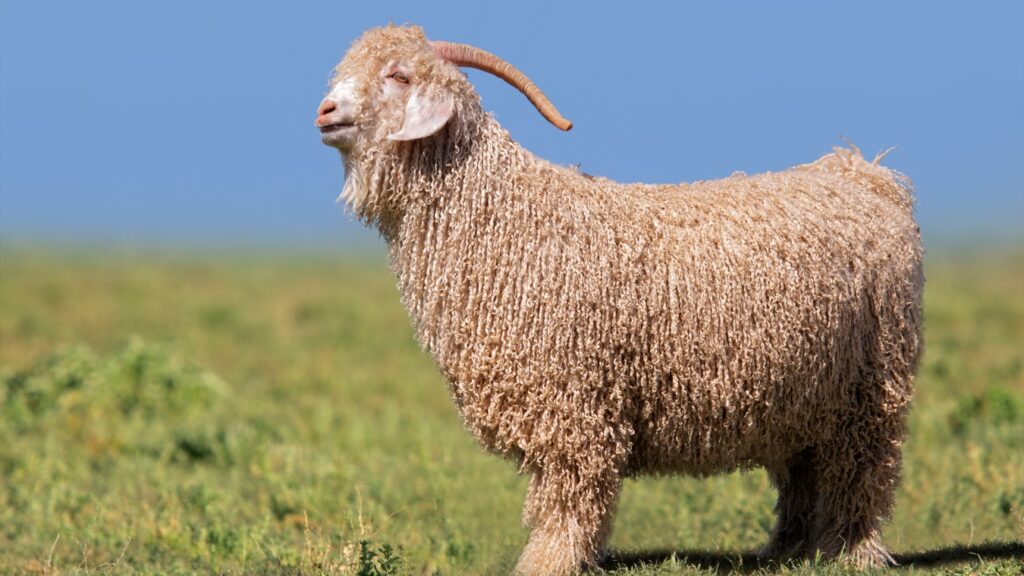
[387,87,454,141]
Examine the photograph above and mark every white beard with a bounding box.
[338,156,367,212]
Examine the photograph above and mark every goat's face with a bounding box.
[316,25,474,154]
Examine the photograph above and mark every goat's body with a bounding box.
[379,118,922,573]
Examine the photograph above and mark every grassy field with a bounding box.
[1,248,1021,575]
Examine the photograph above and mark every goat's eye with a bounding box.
[388,71,409,84]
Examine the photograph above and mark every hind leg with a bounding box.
[761,447,818,562]
[809,408,907,567]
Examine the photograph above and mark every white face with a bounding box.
[316,78,362,150]
[316,60,453,152]
[315,62,417,151]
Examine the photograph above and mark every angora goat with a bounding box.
[315,24,923,576]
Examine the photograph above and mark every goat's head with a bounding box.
[316,25,571,154]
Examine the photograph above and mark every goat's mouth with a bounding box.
[319,121,356,134]
[319,122,358,147]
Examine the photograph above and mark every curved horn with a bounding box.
[431,41,572,131]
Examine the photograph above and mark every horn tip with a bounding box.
[559,119,573,131]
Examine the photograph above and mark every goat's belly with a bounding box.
[624,374,839,476]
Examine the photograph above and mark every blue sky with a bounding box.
[1,1,1021,249]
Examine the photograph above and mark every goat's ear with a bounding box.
[387,87,454,141]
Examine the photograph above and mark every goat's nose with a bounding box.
[318,99,336,117]
[313,98,337,125]
[315,99,337,126]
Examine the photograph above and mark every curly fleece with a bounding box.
[332,25,924,575]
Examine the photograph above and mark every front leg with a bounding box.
[515,459,622,576]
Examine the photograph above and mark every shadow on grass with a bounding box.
[603,541,1023,573]
[893,541,1023,567]
[603,549,762,574]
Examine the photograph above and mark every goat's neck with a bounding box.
[385,116,537,350]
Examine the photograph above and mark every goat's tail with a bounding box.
[799,143,915,211]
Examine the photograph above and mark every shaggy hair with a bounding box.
[323,25,924,576]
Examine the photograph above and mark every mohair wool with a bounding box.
[329,25,924,575]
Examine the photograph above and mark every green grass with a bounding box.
[1,249,1021,575]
